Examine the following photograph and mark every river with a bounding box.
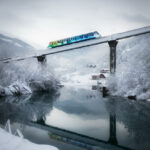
[0,85,150,150]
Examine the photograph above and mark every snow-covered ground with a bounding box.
[60,70,109,90]
[61,72,96,87]
[0,127,58,150]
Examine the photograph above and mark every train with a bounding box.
[48,31,100,48]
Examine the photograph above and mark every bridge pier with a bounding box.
[37,55,47,65]
[108,40,118,74]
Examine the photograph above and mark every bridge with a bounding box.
[1,26,150,73]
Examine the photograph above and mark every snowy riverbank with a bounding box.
[0,127,58,150]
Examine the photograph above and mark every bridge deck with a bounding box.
[1,26,150,63]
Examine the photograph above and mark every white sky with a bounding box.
[0,0,150,48]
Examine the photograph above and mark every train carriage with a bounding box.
[48,31,100,48]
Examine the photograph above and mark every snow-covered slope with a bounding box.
[0,34,34,59]
[108,33,150,100]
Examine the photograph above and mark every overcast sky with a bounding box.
[0,0,150,48]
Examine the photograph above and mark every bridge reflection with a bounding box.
[108,114,117,145]
[32,114,132,150]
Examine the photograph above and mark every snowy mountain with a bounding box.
[0,34,34,59]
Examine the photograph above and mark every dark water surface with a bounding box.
[0,86,150,150]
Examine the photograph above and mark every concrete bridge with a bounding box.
[1,26,150,73]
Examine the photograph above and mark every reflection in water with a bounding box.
[105,97,150,150]
[0,86,150,150]
[0,91,60,125]
[108,114,117,145]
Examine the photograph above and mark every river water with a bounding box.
[0,85,150,150]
